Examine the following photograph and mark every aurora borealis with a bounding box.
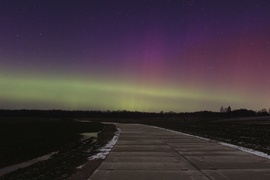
[0,0,270,112]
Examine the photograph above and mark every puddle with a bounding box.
[80,132,99,140]
[0,151,57,177]
[81,132,99,138]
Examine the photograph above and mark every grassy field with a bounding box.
[0,117,116,179]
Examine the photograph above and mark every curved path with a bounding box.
[89,123,270,180]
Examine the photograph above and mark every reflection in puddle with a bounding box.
[80,132,99,140]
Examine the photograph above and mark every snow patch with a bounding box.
[150,125,270,159]
[219,142,270,159]
[76,165,85,169]
[88,128,120,160]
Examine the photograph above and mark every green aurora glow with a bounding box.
[0,73,253,112]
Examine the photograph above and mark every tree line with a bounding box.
[0,108,269,119]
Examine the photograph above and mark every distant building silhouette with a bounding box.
[220,106,231,113]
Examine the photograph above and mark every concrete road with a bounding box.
[89,123,270,180]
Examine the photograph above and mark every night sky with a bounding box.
[0,0,270,112]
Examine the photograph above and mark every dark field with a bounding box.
[0,117,116,179]
[144,117,270,155]
[1,112,269,179]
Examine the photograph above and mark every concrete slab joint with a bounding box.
[89,123,270,180]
